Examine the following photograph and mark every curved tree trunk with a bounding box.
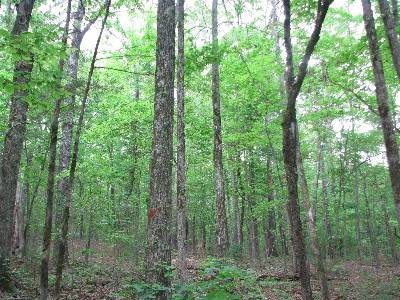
[281,0,333,298]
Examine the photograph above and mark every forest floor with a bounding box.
[3,239,400,299]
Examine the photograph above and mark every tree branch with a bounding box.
[94,66,153,76]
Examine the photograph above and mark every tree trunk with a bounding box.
[381,195,399,262]
[54,0,85,260]
[191,217,197,255]
[23,152,47,257]
[362,176,379,263]
[199,221,206,256]
[297,145,330,300]
[362,0,400,226]
[85,214,93,264]
[176,0,188,282]
[39,2,72,298]
[354,172,362,259]
[12,182,25,257]
[265,159,277,257]
[281,0,332,298]
[54,2,111,297]
[145,0,175,298]
[320,144,333,257]
[211,0,229,256]
[379,0,400,80]
[0,0,35,291]
[232,163,242,248]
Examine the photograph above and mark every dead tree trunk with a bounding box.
[0,0,36,291]
[361,0,400,226]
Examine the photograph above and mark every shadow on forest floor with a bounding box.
[2,239,400,299]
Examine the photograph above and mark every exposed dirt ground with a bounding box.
[2,240,400,299]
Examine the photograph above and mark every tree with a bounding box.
[378,0,400,80]
[361,0,400,225]
[176,0,188,281]
[0,0,36,291]
[145,0,175,298]
[212,0,229,257]
[281,0,333,298]
[39,1,72,299]
[54,1,111,296]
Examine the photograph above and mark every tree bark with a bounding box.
[191,217,197,255]
[297,145,330,300]
[12,182,25,257]
[0,0,35,291]
[145,0,175,298]
[211,0,229,256]
[54,2,111,297]
[381,195,399,262]
[264,159,277,257]
[354,171,362,259]
[361,0,400,226]
[393,0,399,28]
[23,152,47,257]
[54,0,85,259]
[378,0,400,80]
[282,0,332,298]
[362,176,379,263]
[320,142,333,257]
[176,0,188,282]
[231,162,242,248]
[39,2,72,298]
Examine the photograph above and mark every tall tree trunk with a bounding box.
[0,0,35,291]
[282,0,332,298]
[393,0,399,28]
[211,0,229,256]
[265,158,277,257]
[379,0,400,80]
[361,0,400,226]
[145,1,175,298]
[354,171,362,259]
[40,2,72,298]
[381,195,399,262]
[12,182,25,257]
[85,214,93,264]
[191,217,197,255]
[54,2,111,297]
[297,145,330,300]
[231,162,242,248]
[176,0,188,282]
[362,176,379,263]
[54,0,85,260]
[23,152,47,256]
[320,144,333,257]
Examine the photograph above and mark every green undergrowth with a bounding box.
[120,257,263,299]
